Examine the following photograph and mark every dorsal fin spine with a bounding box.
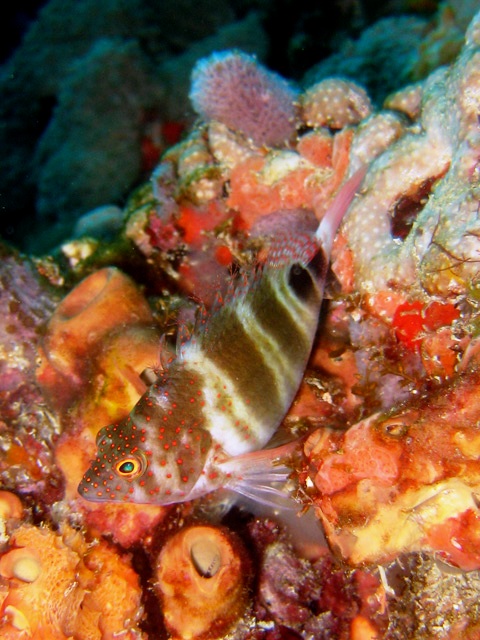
[315,166,367,254]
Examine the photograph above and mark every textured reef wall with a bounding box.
[0,2,480,639]
[0,0,478,252]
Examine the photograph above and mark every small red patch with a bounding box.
[392,300,459,352]
[215,244,233,266]
[427,509,480,571]
[423,301,460,330]
[162,120,185,145]
[392,301,424,351]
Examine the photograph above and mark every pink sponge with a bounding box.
[189,50,299,147]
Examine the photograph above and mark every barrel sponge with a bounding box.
[189,50,299,147]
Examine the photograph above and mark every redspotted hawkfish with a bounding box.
[78,168,365,506]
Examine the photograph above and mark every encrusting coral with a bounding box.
[300,78,372,129]
[341,11,480,299]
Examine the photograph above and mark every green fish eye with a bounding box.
[120,461,135,473]
[114,455,146,478]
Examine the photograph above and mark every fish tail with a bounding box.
[315,165,367,254]
[219,441,300,509]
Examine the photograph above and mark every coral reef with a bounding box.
[341,11,480,300]
[249,517,388,638]
[0,5,480,639]
[0,243,64,504]
[2,0,474,252]
[121,7,480,414]
[385,552,480,639]
[303,361,480,570]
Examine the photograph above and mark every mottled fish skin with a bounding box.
[78,169,365,505]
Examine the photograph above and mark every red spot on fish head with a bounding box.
[79,421,158,501]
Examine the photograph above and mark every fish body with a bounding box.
[78,169,365,506]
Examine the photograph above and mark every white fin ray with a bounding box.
[315,165,367,252]
[218,440,300,509]
[229,482,297,511]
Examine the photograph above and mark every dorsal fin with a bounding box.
[315,165,367,253]
[265,232,318,269]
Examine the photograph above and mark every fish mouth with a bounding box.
[77,476,100,501]
[77,459,107,502]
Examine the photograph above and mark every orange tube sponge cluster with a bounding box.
[155,525,251,639]
[36,267,155,410]
[35,266,167,546]
[0,523,146,639]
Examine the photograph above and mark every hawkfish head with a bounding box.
[78,410,215,505]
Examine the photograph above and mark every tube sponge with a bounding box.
[190,50,299,147]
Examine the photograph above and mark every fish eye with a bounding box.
[114,453,147,479]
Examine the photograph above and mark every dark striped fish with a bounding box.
[78,169,365,506]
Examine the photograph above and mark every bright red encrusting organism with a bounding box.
[392,301,425,351]
[422,300,461,330]
[176,201,228,246]
[214,244,233,267]
[392,300,460,352]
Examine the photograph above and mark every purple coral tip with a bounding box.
[189,50,299,148]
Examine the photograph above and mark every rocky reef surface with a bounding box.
[0,3,480,639]
[1,0,478,252]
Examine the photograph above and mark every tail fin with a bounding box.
[315,165,367,254]
[219,441,301,510]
